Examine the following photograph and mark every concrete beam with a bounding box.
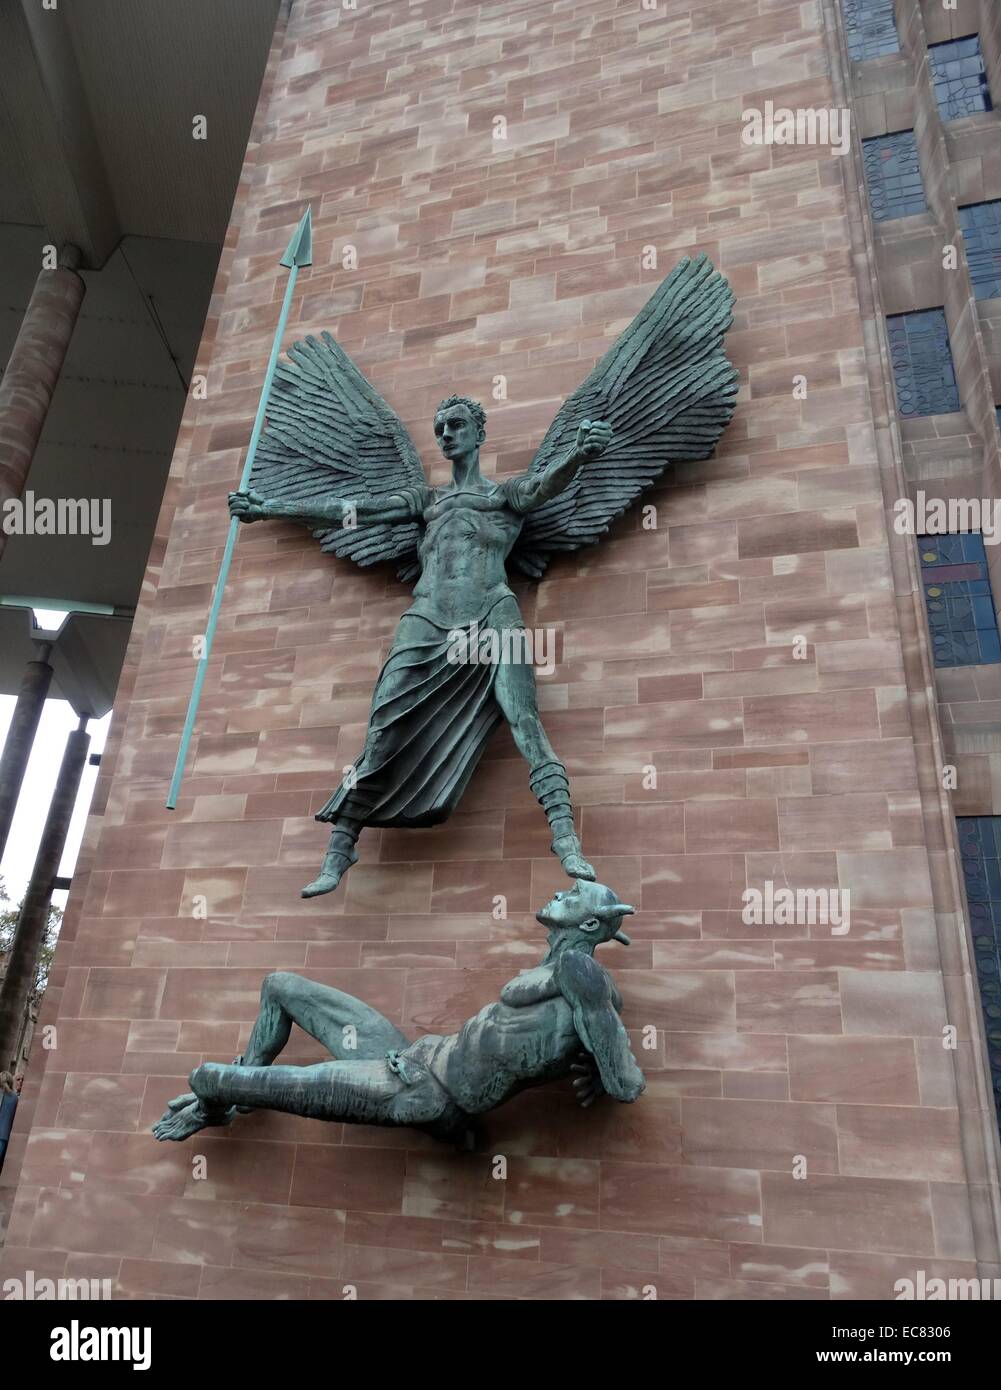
[0,0,120,269]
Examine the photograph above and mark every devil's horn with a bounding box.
[595,903,635,920]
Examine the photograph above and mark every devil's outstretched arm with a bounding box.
[554,950,645,1103]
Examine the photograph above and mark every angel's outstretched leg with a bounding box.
[304,613,441,899]
[302,815,361,898]
[494,655,595,880]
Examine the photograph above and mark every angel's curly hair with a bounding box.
[435,394,486,434]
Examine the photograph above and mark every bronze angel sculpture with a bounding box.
[229,254,737,899]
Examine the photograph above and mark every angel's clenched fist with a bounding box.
[575,419,613,460]
[228,488,268,523]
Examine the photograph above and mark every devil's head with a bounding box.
[536,880,634,952]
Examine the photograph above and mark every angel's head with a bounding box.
[434,395,486,467]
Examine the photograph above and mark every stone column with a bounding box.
[0,643,54,861]
[0,715,90,1075]
[0,246,85,564]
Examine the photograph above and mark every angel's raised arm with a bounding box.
[504,420,613,515]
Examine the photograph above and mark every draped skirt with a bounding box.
[315,602,516,829]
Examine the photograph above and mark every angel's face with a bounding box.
[433,405,482,464]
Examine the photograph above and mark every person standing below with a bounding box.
[0,1071,18,1175]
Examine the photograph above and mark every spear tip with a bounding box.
[280,204,313,269]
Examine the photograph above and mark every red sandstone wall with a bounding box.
[2,0,1000,1299]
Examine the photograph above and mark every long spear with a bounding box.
[166,205,313,809]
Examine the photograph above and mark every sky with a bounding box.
[0,694,112,912]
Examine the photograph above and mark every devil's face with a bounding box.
[536,884,587,930]
[537,880,633,947]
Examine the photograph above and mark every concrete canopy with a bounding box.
[0,0,281,708]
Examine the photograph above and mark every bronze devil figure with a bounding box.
[154,880,644,1145]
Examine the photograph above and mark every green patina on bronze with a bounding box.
[153,880,643,1145]
[227,253,738,898]
[153,261,738,1144]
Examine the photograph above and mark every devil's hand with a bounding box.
[228,488,269,523]
[570,1050,605,1108]
[574,419,612,461]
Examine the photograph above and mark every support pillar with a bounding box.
[0,246,85,565]
[0,643,54,861]
[0,714,90,1074]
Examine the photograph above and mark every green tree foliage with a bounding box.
[0,876,62,1003]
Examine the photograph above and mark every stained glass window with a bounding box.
[956,816,1001,1144]
[959,201,1001,300]
[919,533,1001,667]
[929,36,993,121]
[842,0,899,62]
[862,131,927,221]
[887,309,961,416]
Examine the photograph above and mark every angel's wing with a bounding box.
[252,332,426,581]
[509,254,738,579]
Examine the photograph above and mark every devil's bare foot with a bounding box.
[152,1098,234,1142]
[301,843,358,898]
[552,834,595,881]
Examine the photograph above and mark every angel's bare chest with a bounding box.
[421,488,523,551]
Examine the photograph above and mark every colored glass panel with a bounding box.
[929,36,993,120]
[862,131,926,221]
[959,200,1001,300]
[842,0,899,61]
[918,533,1001,667]
[887,309,960,417]
[957,816,1001,1144]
